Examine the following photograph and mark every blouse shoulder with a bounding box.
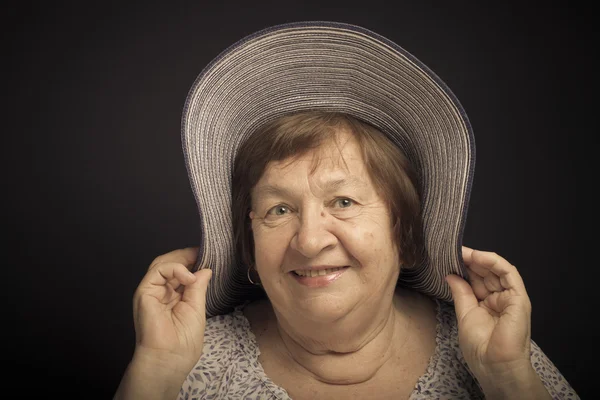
[410,299,486,399]
[425,299,579,400]
[177,305,286,400]
[529,339,580,399]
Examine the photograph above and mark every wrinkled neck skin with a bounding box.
[271,288,411,385]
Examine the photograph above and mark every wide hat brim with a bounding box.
[181,21,474,318]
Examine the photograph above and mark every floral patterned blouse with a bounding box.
[178,299,579,399]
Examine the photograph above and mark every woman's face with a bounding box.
[249,130,401,323]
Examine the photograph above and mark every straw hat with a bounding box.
[181,21,474,317]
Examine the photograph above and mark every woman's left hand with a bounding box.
[445,246,539,394]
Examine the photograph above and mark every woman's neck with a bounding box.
[270,291,413,384]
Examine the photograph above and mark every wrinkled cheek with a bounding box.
[253,232,288,279]
[253,236,290,306]
[254,236,272,266]
[360,244,401,288]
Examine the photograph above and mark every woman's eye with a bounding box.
[267,205,290,216]
[335,198,354,208]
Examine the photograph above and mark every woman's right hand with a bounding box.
[132,247,212,372]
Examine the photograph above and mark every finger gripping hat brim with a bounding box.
[181,21,474,318]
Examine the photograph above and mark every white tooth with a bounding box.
[310,270,318,277]
[318,269,326,276]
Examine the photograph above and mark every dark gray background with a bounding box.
[5,1,594,398]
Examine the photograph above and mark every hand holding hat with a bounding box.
[446,247,551,399]
[115,247,212,400]
[132,247,212,364]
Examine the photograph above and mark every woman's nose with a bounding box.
[289,208,337,258]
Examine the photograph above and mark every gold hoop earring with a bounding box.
[247,265,261,286]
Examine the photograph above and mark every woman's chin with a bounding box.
[290,295,359,324]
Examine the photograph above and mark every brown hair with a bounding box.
[232,111,424,273]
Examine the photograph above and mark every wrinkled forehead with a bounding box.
[259,130,367,184]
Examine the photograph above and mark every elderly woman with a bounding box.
[115,23,578,399]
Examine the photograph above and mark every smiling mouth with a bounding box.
[292,266,347,277]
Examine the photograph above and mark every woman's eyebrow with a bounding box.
[252,184,293,199]
[323,176,368,192]
[253,176,368,199]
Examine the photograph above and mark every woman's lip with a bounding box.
[289,267,349,288]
